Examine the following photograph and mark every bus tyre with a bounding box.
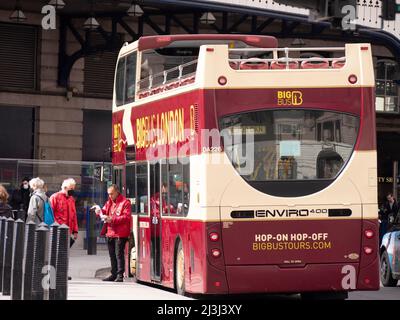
[175,241,186,296]
[380,251,398,287]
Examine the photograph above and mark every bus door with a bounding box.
[136,162,150,280]
[150,162,162,281]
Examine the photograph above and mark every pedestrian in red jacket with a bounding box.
[95,184,132,282]
[50,178,79,240]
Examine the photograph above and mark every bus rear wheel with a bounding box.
[175,241,186,296]
[380,251,398,287]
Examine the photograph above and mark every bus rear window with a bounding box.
[219,110,359,181]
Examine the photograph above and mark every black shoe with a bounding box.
[114,275,124,282]
[103,275,117,282]
[68,276,72,281]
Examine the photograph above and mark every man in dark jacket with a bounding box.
[10,177,31,217]
[379,193,399,244]
[95,184,131,282]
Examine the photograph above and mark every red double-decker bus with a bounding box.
[112,34,379,298]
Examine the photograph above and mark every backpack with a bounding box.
[36,195,55,225]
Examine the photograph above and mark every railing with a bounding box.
[137,59,198,94]
[136,46,348,99]
[0,158,111,230]
[229,47,346,69]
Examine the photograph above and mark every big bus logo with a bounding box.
[113,123,123,152]
[277,91,303,106]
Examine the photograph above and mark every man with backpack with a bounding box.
[27,177,48,224]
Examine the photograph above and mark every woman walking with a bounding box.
[27,178,47,224]
[0,184,12,218]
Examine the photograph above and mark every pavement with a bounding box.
[67,245,191,300]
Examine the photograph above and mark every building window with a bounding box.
[0,23,38,90]
[0,106,35,159]
[375,59,399,113]
[82,110,112,162]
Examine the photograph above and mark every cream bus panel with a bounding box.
[197,43,375,89]
[196,150,377,221]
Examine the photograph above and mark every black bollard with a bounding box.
[2,217,15,295]
[87,209,97,255]
[55,225,69,300]
[0,216,6,293]
[11,219,25,300]
[48,222,60,300]
[31,225,49,300]
[22,221,36,300]
[17,204,26,222]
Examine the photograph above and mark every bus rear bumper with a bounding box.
[223,262,379,294]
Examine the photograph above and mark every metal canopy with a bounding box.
[1,0,391,87]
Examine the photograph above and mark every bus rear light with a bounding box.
[245,36,261,44]
[348,74,358,84]
[364,230,374,239]
[209,232,219,242]
[218,76,227,86]
[363,246,373,255]
[206,48,214,52]
[211,249,221,258]
[214,281,221,287]
[156,36,171,43]
[361,46,369,51]
[364,278,371,285]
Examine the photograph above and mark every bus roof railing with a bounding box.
[229,47,345,52]
[136,46,349,98]
[138,59,198,93]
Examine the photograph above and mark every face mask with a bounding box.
[67,190,75,197]
[23,184,29,190]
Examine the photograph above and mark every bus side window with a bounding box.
[113,167,123,193]
[125,52,137,104]
[161,161,169,216]
[136,163,148,215]
[168,162,181,215]
[115,57,126,107]
[182,160,190,216]
[126,164,136,213]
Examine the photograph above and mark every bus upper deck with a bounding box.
[113,34,374,107]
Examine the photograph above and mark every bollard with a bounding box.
[2,217,15,295]
[0,216,6,293]
[22,221,36,300]
[48,222,60,300]
[55,224,69,300]
[17,204,26,222]
[31,225,49,300]
[11,219,25,300]
[87,209,97,255]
